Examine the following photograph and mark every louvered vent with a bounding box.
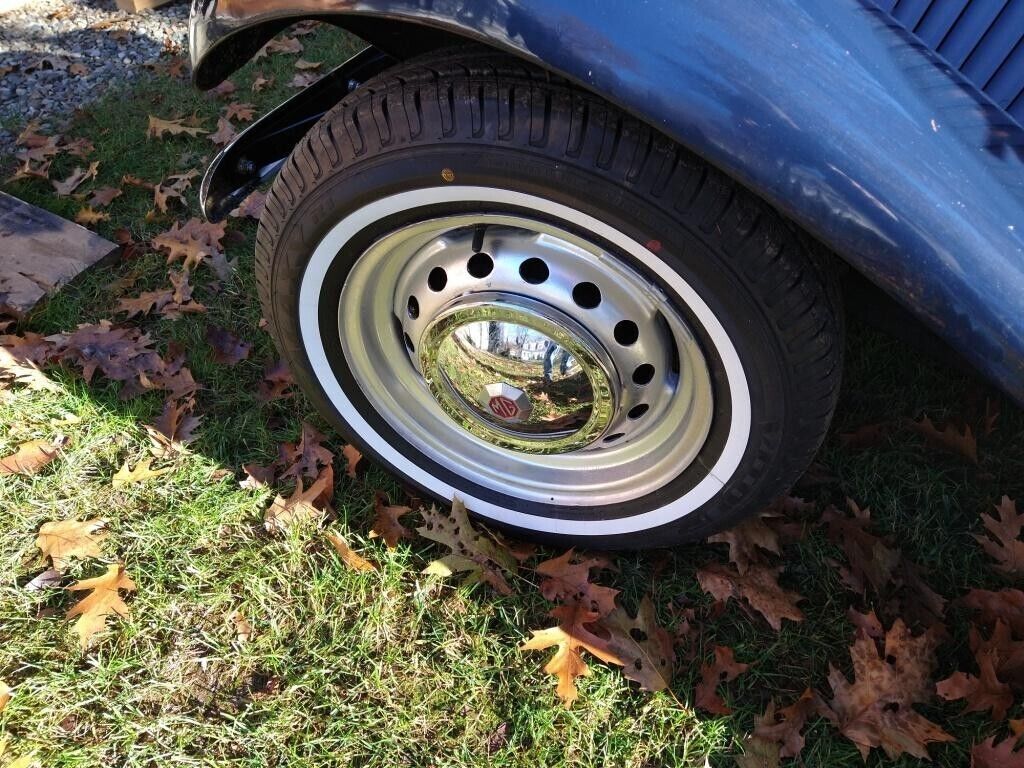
[872,0,1024,125]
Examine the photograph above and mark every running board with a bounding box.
[199,46,396,222]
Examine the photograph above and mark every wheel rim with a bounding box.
[337,212,716,507]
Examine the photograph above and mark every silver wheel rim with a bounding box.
[337,212,716,507]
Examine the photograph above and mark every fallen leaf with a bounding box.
[708,515,780,574]
[88,186,122,207]
[0,438,59,475]
[418,498,517,595]
[116,289,173,318]
[205,325,251,366]
[520,602,623,706]
[66,563,135,649]
[24,568,62,592]
[229,189,267,219]
[144,397,201,456]
[294,59,322,70]
[210,79,236,98]
[257,358,294,401]
[960,588,1024,637]
[749,689,822,760]
[908,414,978,463]
[325,530,376,571]
[230,610,251,643]
[289,72,319,88]
[695,645,749,714]
[341,444,363,479]
[240,462,275,489]
[52,161,98,196]
[823,617,952,760]
[256,36,303,58]
[74,207,109,226]
[601,596,675,691]
[209,117,237,148]
[368,492,414,548]
[278,421,333,480]
[937,646,1014,720]
[839,422,894,451]
[975,496,1024,576]
[112,458,172,486]
[971,735,1024,767]
[0,681,9,712]
[147,115,207,139]
[35,518,107,571]
[535,548,619,617]
[224,102,256,122]
[264,470,332,534]
[251,73,275,92]
[152,217,225,270]
[696,561,804,631]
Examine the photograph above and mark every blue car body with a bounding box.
[189,0,1024,403]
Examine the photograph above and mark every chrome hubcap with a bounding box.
[338,213,715,506]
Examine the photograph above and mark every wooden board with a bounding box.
[0,192,119,319]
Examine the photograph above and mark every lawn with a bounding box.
[1,23,1022,768]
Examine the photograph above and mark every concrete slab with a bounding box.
[0,192,119,318]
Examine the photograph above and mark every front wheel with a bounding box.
[255,51,843,549]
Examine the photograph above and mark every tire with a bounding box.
[255,49,843,549]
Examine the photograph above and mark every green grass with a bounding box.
[1,25,1022,768]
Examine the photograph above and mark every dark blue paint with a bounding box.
[190,0,1024,403]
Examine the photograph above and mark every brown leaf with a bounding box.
[0,438,60,475]
[88,186,122,207]
[695,645,749,714]
[278,421,333,481]
[68,61,89,76]
[52,161,98,196]
[823,618,952,760]
[520,602,624,706]
[708,516,780,574]
[152,217,226,271]
[116,289,173,318]
[937,649,1014,720]
[257,358,295,401]
[418,498,517,595]
[147,115,207,139]
[240,462,275,489]
[74,206,109,226]
[696,561,804,631]
[35,518,107,571]
[369,490,413,548]
[210,79,236,98]
[229,189,267,219]
[908,414,978,463]
[325,530,376,571]
[294,59,322,70]
[975,496,1024,576]
[750,689,823,760]
[144,397,201,456]
[0,680,10,712]
[839,422,894,451]
[112,458,172,486]
[224,102,256,122]
[600,596,675,692]
[264,470,333,534]
[971,735,1024,768]
[66,563,135,649]
[535,549,619,618]
[289,72,319,88]
[208,117,237,148]
[205,325,251,366]
[960,589,1024,637]
[256,36,303,57]
[251,73,274,92]
[341,444,363,479]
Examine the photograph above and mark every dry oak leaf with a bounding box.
[112,458,172,486]
[694,645,749,714]
[52,161,98,196]
[35,518,107,571]
[289,72,319,88]
[0,680,9,712]
[521,602,624,706]
[66,563,135,649]
[252,73,274,92]
[230,609,252,643]
[210,79,236,98]
[74,206,109,226]
[325,530,376,572]
[278,421,333,480]
[937,646,1014,721]
[418,498,518,595]
[294,58,322,70]
[209,117,237,148]
[696,561,804,631]
[341,443,363,479]
[972,735,1024,768]
[205,325,251,366]
[744,689,823,763]
[145,397,201,457]
[535,548,619,617]
[116,289,173,319]
[908,414,978,463]
[0,438,60,476]
[264,470,333,534]
[256,36,303,57]
[839,422,894,451]
[147,115,207,139]
[823,617,952,761]
[0,343,59,392]
[240,461,275,489]
[257,358,295,401]
[960,588,1024,637]
[224,102,256,122]
[708,515,780,575]
[369,490,414,548]
[152,217,226,270]
[229,189,267,219]
[88,186,121,207]
[600,596,675,692]
[975,496,1024,576]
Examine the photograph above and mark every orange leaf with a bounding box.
[369,491,413,548]
[66,563,135,649]
[694,645,749,714]
[325,530,376,571]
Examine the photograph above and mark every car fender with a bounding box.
[191,0,1024,403]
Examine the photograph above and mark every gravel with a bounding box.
[0,0,190,154]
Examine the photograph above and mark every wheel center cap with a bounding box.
[418,296,617,453]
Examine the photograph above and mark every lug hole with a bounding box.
[603,432,625,443]
[427,267,447,292]
[614,320,639,346]
[467,252,494,279]
[403,332,415,354]
[632,363,655,386]
[407,296,419,319]
[519,257,549,284]
[572,282,601,309]
[628,404,649,419]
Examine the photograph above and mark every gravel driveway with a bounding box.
[0,0,189,154]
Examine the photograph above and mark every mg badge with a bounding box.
[478,382,532,423]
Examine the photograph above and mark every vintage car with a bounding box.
[189,0,1024,548]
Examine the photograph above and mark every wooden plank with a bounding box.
[0,192,119,319]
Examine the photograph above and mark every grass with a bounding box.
[1,24,1022,768]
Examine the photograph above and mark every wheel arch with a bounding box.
[191,0,1024,404]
